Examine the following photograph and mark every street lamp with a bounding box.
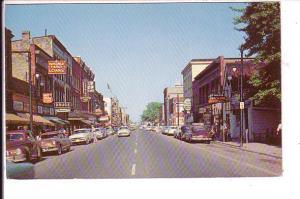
[233,47,244,147]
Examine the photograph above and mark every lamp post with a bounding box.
[177,94,180,127]
[28,54,33,133]
[238,47,244,147]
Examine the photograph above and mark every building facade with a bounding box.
[181,59,213,124]
[163,84,184,126]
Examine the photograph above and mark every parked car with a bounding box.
[117,126,131,137]
[183,123,212,143]
[39,131,71,155]
[145,126,152,131]
[167,126,178,136]
[6,130,42,163]
[174,127,182,139]
[6,160,34,179]
[162,126,170,135]
[179,125,191,140]
[69,128,94,145]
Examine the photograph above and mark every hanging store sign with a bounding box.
[208,95,227,104]
[42,93,53,104]
[48,60,66,75]
[54,102,71,112]
[87,81,95,93]
[55,108,71,113]
[80,96,91,102]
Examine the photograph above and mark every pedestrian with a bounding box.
[223,121,228,142]
[276,122,282,146]
[209,124,216,141]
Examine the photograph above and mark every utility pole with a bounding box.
[240,47,244,147]
[28,52,33,132]
[177,94,180,126]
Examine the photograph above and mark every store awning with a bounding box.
[82,120,93,126]
[6,113,29,125]
[43,116,65,125]
[17,113,55,126]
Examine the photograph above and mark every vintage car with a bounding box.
[167,126,179,136]
[117,126,131,137]
[106,126,114,136]
[39,131,71,155]
[183,123,212,144]
[69,128,94,145]
[6,130,42,163]
[94,128,107,140]
[6,160,34,179]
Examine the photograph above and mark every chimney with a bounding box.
[22,31,30,41]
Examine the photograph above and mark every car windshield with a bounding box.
[41,134,58,139]
[6,133,24,141]
[192,126,207,133]
[73,129,90,134]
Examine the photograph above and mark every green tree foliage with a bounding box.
[141,102,161,122]
[232,2,281,107]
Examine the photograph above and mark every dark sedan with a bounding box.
[6,130,42,163]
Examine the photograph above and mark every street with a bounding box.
[33,130,282,179]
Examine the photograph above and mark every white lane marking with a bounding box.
[131,164,136,176]
[135,142,138,146]
[134,149,137,154]
[198,146,280,176]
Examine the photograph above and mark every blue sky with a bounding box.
[5,3,246,122]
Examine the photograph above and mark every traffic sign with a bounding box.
[240,102,245,110]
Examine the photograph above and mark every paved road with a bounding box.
[32,130,282,179]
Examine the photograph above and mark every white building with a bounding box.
[181,59,213,123]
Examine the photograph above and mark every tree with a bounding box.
[141,102,161,123]
[232,2,281,107]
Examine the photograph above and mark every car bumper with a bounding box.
[41,147,58,152]
[191,137,212,141]
[70,138,88,143]
[6,154,27,163]
[117,133,130,137]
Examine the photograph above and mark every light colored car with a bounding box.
[145,126,152,131]
[106,126,114,136]
[39,131,71,155]
[94,128,107,140]
[117,126,131,137]
[167,126,179,136]
[69,128,93,145]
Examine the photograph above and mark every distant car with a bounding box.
[178,125,190,140]
[167,126,178,136]
[145,126,152,131]
[183,124,212,144]
[39,131,71,155]
[6,130,42,163]
[162,126,170,135]
[94,128,107,140]
[117,126,131,137]
[69,128,93,145]
[106,126,114,136]
[6,160,34,179]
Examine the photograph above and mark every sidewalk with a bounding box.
[213,140,282,159]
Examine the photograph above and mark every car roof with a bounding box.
[41,131,59,136]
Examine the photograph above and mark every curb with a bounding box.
[213,141,282,159]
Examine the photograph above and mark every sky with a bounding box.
[5,2,246,122]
